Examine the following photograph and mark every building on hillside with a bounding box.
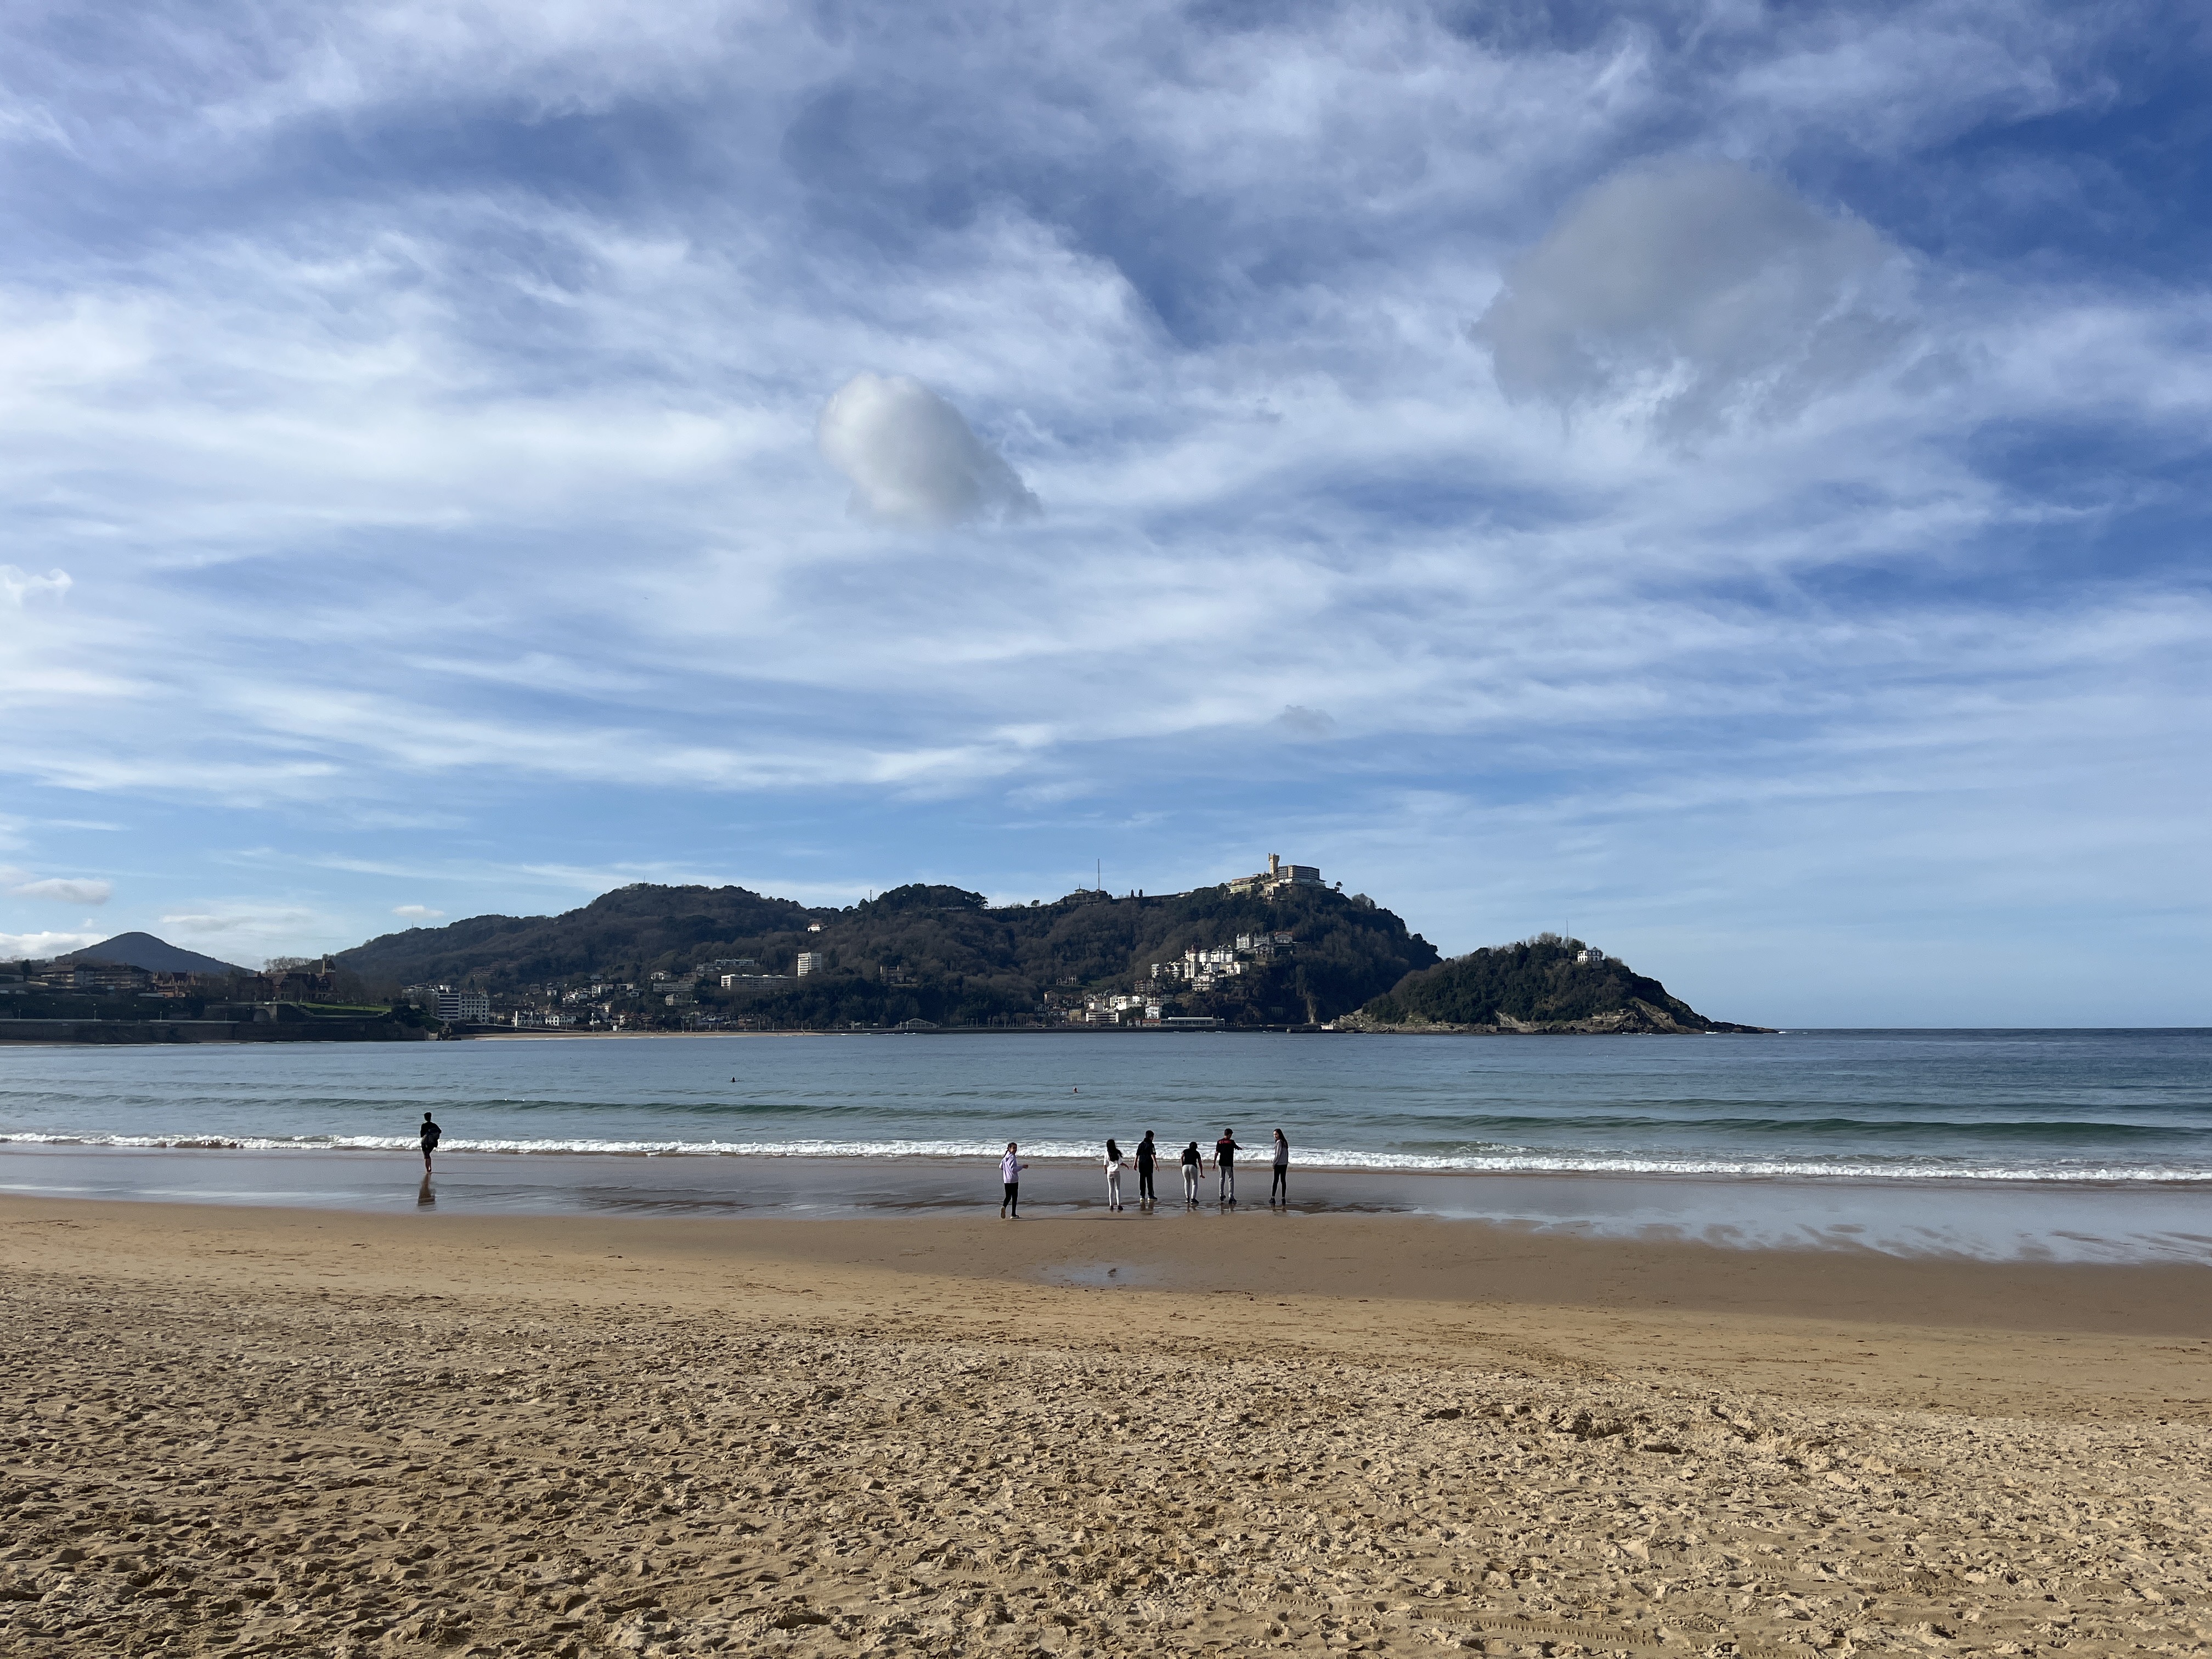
[435,989,490,1024]
[1577,947,1607,966]
[795,952,826,977]
[1226,853,1323,896]
[65,962,153,992]
[271,958,336,1002]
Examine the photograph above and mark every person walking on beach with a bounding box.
[1000,1142,1028,1218]
[419,1112,442,1174]
[1134,1131,1158,1206]
[1103,1138,1125,1211]
[1214,1127,1242,1205]
[1269,1128,1290,1206]
[1180,1140,1203,1205]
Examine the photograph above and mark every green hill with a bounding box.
[335,881,1441,1029]
[1345,934,1764,1034]
[336,884,816,991]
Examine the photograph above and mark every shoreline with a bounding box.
[12,1133,2212,1181]
[7,1147,2212,1268]
[0,1023,1788,1045]
[9,1022,2204,1046]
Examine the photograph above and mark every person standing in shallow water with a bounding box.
[1180,1141,1203,1205]
[1134,1131,1158,1206]
[1000,1142,1027,1218]
[1269,1128,1290,1206]
[1103,1138,1125,1211]
[419,1112,442,1174]
[1214,1127,1241,1205]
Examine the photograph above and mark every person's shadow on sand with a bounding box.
[417,1176,436,1208]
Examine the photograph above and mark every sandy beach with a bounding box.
[3,1197,2208,1658]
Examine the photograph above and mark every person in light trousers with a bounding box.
[1103,1138,1125,1211]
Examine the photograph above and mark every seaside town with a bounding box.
[0,854,1368,1038]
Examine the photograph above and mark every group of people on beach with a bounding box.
[998,1127,1289,1217]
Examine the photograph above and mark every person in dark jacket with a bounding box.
[419,1112,442,1173]
[1214,1128,1242,1204]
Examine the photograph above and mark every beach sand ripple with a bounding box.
[2,1201,2208,1657]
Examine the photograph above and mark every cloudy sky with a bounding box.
[3,0,2207,1024]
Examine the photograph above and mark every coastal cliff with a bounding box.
[1341,934,1768,1034]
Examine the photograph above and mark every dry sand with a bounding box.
[2,1195,2208,1658]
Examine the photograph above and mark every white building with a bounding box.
[795,952,826,977]
[435,990,489,1024]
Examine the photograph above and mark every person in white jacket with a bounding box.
[1103,1138,1125,1211]
[1000,1142,1028,1218]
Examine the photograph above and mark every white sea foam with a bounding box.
[3,1130,2205,1184]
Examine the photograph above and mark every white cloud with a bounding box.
[0,929,104,960]
[816,373,1041,528]
[1,566,71,606]
[1473,159,1914,433]
[392,903,444,918]
[6,875,111,904]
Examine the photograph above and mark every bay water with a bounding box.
[2,1029,2207,1261]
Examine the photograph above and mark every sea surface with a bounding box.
[2,1029,2208,1261]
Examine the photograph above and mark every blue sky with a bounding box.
[2,0,2207,1025]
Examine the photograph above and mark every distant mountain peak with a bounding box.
[55,932,246,975]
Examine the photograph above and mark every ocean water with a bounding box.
[2,1029,2207,1180]
[2,1030,2208,1261]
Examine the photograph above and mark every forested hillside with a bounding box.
[336,881,1441,1028]
[337,885,816,991]
[1347,935,1763,1033]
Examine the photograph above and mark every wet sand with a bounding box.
[3,1195,2208,1657]
[8,1143,2209,1264]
